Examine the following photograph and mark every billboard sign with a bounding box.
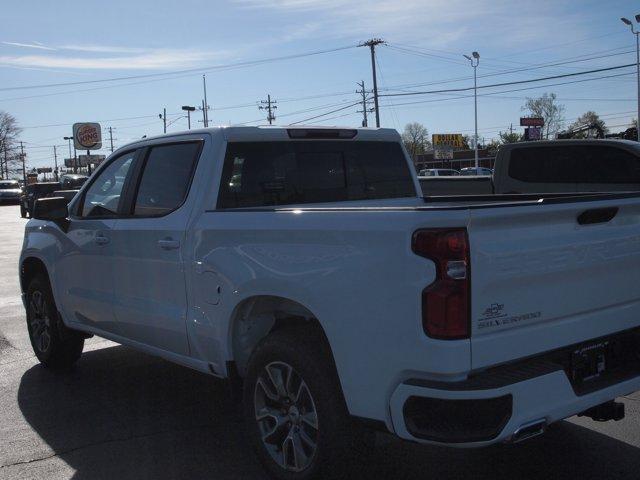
[525,126,542,140]
[432,133,464,149]
[520,117,544,127]
[36,167,52,173]
[73,122,102,150]
[433,146,454,160]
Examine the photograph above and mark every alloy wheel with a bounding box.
[254,361,319,472]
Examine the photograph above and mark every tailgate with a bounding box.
[469,196,640,369]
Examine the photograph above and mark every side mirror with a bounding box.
[33,197,69,231]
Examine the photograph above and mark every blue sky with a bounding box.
[1,0,639,168]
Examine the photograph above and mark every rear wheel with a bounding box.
[26,274,84,368]
[243,327,367,480]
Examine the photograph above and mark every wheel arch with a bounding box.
[20,256,50,294]
[228,295,334,378]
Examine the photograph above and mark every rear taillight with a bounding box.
[412,228,470,340]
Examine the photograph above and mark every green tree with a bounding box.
[498,130,522,144]
[521,93,565,139]
[401,122,430,159]
[568,111,608,138]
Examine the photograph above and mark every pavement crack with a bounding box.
[0,424,214,469]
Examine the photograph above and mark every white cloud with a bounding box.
[2,41,56,51]
[233,0,585,49]
[0,47,231,70]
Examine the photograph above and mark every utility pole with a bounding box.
[159,108,167,133]
[203,74,210,127]
[464,51,481,169]
[359,38,384,127]
[53,145,59,181]
[356,80,374,127]
[259,95,277,125]
[620,16,640,141]
[19,141,26,184]
[108,127,114,152]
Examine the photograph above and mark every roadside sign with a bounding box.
[524,126,542,140]
[432,134,464,148]
[78,154,105,166]
[64,158,75,168]
[520,117,544,127]
[73,122,102,150]
[434,146,454,160]
[36,167,52,173]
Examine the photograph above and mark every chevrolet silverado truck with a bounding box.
[19,126,640,479]
[420,139,640,196]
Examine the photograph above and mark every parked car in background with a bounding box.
[20,182,61,218]
[20,126,640,480]
[460,167,493,176]
[0,180,22,204]
[59,174,88,190]
[420,140,640,196]
[418,168,460,176]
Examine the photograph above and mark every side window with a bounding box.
[81,152,135,217]
[133,142,201,216]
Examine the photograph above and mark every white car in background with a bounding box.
[0,180,22,204]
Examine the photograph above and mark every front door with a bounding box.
[110,141,202,356]
[55,150,136,334]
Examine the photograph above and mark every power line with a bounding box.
[288,102,360,125]
[0,45,358,93]
[379,63,636,98]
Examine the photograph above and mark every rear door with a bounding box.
[109,140,203,356]
[469,196,640,369]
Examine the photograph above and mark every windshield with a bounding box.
[0,181,19,189]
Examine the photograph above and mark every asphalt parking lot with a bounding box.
[2,204,640,479]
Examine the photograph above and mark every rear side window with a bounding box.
[509,146,640,183]
[217,141,415,208]
[133,142,201,216]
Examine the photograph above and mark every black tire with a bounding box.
[26,273,84,368]
[243,326,367,480]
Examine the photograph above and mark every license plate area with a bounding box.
[570,341,610,384]
[564,330,640,395]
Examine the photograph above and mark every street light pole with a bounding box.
[621,15,640,141]
[182,105,196,130]
[464,51,481,169]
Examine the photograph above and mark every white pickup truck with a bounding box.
[19,126,640,479]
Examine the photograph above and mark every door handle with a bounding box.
[158,238,180,250]
[94,234,110,245]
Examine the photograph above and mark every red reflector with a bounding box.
[412,229,470,340]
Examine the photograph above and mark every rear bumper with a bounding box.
[390,328,640,446]
[390,368,640,447]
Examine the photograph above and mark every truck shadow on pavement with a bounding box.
[18,345,640,480]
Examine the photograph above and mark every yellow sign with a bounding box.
[432,134,464,148]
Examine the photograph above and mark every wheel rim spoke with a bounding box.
[255,360,318,472]
[28,289,51,353]
[301,410,318,430]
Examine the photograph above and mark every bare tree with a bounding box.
[568,111,608,138]
[401,122,430,160]
[0,111,21,179]
[522,93,565,139]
